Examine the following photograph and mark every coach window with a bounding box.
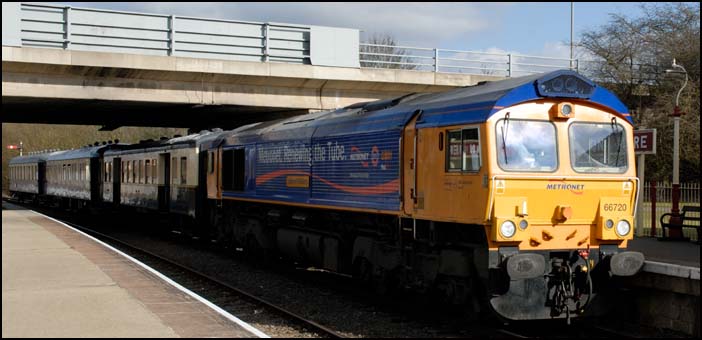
[171,157,178,183]
[138,160,143,184]
[180,157,187,185]
[145,159,150,184]
[446,127,481,172]
[131,160,135,183]
[152,159,157,184]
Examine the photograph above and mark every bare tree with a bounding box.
[579,3,700,182]
[360,33,417,70]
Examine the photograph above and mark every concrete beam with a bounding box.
[2,46,504,127]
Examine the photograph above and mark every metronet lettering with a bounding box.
[546,183,585,191]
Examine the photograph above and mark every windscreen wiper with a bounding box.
[501,113,510,164]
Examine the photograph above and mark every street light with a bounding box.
[570,2,574,70]
[664,58,688,236]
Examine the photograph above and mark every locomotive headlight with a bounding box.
[616,220,631,237]
[605,219,614,229]
[561,103,572,116]
[500,220,517,238]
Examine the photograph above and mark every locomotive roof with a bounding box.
[9,153,50,165]
[217,70,630,145]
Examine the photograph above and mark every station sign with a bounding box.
[634,129,656,155]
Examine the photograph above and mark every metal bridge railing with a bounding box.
[360,43,665,82]
[10,3,664,81]
[18,2,311,64]
[360,43,580,77]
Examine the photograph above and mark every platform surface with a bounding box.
[629,236,700,268]
[2,202,264,338]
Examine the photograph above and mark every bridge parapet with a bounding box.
[2,2,359,68]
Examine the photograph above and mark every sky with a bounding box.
[58,2,654,59]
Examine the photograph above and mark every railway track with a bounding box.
[6,199,650,338]
[26,206,345,338]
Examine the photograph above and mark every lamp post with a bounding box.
[570,2,574,70]
[665,59,688,236]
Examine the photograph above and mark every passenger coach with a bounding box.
[9,153,48,200]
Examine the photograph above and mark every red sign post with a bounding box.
[634,129,656,155]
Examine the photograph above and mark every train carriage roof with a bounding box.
[9,153,50,165]
[105,130,226,156]
[45,144,117,162]
[216,70,630,147]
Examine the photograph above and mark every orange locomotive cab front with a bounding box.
[483,100,644,321]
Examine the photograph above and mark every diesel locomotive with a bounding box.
[9,70,645,321]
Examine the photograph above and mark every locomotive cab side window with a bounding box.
[446,127,481,172]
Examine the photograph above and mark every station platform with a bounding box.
[2,202,267,338]
[629,236,700,279]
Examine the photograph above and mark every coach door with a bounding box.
[38,163,46,195]
[206,149,221,199]
[158,154,170,212]
[112,158,121,205]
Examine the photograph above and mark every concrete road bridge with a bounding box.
[3,2,587,130]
